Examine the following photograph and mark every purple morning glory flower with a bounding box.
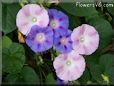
[48,9,69,37]
[54,30,72,53]
[57,78,69,85]
[57,78,63,85]
[26,25,53,53]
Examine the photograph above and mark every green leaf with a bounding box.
[99,54,114,71]
[69,15,80,30]
[85,53,100,64]
[59,2,97,17]
[88,18,113,51]
[105,67,114,84]
[88,62,103,83]
[2,3,21,34]
[45,73,56,85]
[2,36,12,48]
[79,68,91,84]
[3,43,25,73]
[6,73,19,84]
[19,66,40,84]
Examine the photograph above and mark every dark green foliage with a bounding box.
[2,3,21,34]
[3,43,25,73]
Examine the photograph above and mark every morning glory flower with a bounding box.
[48,9,69,37]
[16,4,49,35]
[26,25,53,53]
[57,77,69,85]
[53,50,85,81]
[71,24,99,55]
[54,30,72,53]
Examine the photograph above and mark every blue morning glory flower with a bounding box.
[54,30,72,53]
[26,25,53,53]
[48,9,69,37]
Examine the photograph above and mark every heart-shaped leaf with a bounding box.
[3,43,25,73]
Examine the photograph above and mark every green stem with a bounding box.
[35,54,44,65]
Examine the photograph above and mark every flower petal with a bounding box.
[53,50,85,81]
[71,24,99,55]
[16,4,49,36]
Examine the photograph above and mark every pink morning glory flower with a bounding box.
[71,24,99,55]
[53,50,85,81]
[16,4,49,36]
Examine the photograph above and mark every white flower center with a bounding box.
[50,20,58,28]
[60,37,68,45]
[36,33,45,42]
[31,17,37,22]
[80,36,85,42]
[66,60,72,66]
